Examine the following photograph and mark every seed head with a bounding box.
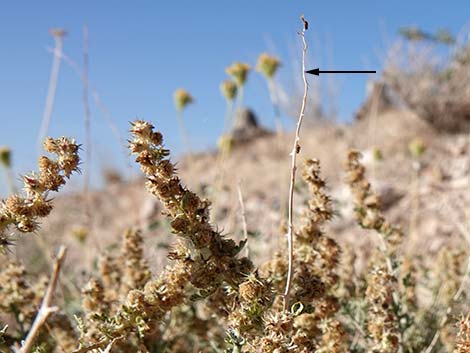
[0,147,11,168]
[257,53,281,79]
[220,80,238,101]
[408,137,426,159]
[174,88,194,111]
[226,62,251,87]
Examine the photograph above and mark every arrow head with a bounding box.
[305,68,320,76]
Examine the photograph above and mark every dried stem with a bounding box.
[71,339,109,353]
[82,25,92,233]
[237,180,248,258]
[46,47,132,175]
[237,180,248,240]
[176,109,192,152]
[2,165,17,194]
[17,246,67,353]
[267,77,281,121]
[37,30,65,153]
[283,15,309,311]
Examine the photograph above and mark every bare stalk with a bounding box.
[212,99,235,207]
[283,15,309,311]
[237,180,249,257]
[37,29,66,153]
[237,181,248,240]
[2,166,16,195]
[47,47,131,175]
[17,246,67,353]
[82,25,92,233]
[267,77,281,121]
[223,99,234,132]
[176,110,192,153]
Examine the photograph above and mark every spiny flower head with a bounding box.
[174,88,194,111]
[226,62,251,86]
[455,312,470,353]
[0,136,80,251]
[345,150,403,248]
[220,80,238,102]
[365,266,400,353]
[257,53,281,79]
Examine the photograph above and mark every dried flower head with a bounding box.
[226,62,251,86]
[366,266,400,353]
[174,88,194,111]
[408,137,426,159]
[0,146,11,168]
[220,80,238,101]
[71,226,89,243]
[372,146,383,161]
[49,28,67,38]
[0,136,80,250]
[345,149,403,249]
[455,312,470,353]
[75,120,253,349]
[257,53,281,79]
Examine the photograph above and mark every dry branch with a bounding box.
[16,246,67,353]
[283,15,309,311]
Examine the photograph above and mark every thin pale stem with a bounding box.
[223,99,234,133]
[3,166,17,194]
[236,180,250,258]
[409,162,420,248]
[47,47,132,176]
[283,16,309,311]
[17,246,67,353]
[82,25,93,234]
[176,110,192,153]
[267,77,281,123]
[37,36,63,153]
[237,85,245,110]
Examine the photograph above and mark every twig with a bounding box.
[37,29,66,154]
[71,336,121,353]
[100,338,118,353]
[17,246,67,353]
[71,339,109,353]
[283,15,309,311]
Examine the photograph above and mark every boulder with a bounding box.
[229,107,271,144]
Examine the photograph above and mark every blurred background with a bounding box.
[0,0,469,195]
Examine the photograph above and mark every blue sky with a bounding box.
[0,0,468,194]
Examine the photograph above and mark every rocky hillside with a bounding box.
[16,108,469,283]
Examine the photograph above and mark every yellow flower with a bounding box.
[173,89,194,111]
[225,62,251,86]
[256,53,281,79]
[220,80,238,102]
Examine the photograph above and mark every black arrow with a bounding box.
[305,68,376,76]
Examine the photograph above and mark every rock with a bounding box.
[229,107,271,144]
[355,81,402,121]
